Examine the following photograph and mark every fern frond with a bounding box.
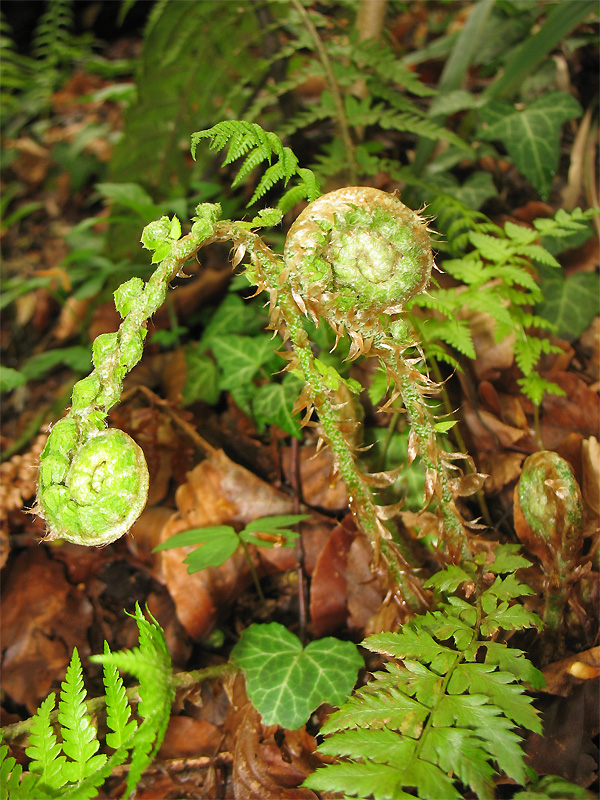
[192,121,320,208]
[1,744,39,800]
[102,643,137,750]
[57,648,107,785]
[305,545,544,800]
[91,604,174,798]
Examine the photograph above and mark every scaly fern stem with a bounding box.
[283,300,426,609]
[218,225,427,609]
[387,350,471,562]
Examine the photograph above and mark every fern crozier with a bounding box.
[284,187,433,326]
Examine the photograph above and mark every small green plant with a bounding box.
[0,605,174,800]
[154,514,308,599]
[35,122,595,604]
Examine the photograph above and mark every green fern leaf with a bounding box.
[193,121,320,209]
[1,744,38,800]
[25,693,66,790]
[57,649,106,785]
[92,605,174,798]
[307,546,544,800]
[102,643,137,750]
[305,760,420,800]
[321,679,429,739]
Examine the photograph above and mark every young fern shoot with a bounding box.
[35,122,481,607]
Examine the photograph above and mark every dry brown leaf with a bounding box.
[52,295,92,342]
[309,518,355,637]
[224,675,318,800]
[480,452,525,493]
[540,371,600,449]
[281,445,348,510]
[156,453,300,640]
[542,647,600,697]
[581,436,600,516]
[468,311,516,380]
[346,535,386,632]
[524,678,598,788]
[1,548,93,713]
[462,402,526,452]
[579,316,600,383]
[158,716,221,760]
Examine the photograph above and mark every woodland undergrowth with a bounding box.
[1,2,598,799]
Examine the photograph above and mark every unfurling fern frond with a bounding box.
[305,545,547,800]
[192,121,321,209]
[0,605,174,800]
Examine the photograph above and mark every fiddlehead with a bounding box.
[36,208,222,546]
[284,187,477,561]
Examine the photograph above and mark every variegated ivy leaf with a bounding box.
[479,91,581,199]
[231,622,362,729]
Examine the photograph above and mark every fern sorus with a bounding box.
[0,604,173,800]
[304,544,562,800]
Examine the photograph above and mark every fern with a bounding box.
[191,120,321,210]
[304,544,548,800]
[407,205,597,404]
[0,604,173,800]
[31,0,75,75]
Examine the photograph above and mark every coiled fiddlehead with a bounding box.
[36,209,222,545]
[284,186,432,326]
[284,187,476,562]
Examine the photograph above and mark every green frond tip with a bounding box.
[58,648,106,785]
[191,121,320,208]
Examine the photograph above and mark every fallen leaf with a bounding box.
[281,445,349,510]
[581,436,600,516]
[462,402,526,452]
[224,675,319,800]
[158,716,220,759]
[156,453,299,640]
[540,371,600,448]
[1,548,93,713]
[346,536,386,631]
[309,518,355,637]
[480,452,525,493]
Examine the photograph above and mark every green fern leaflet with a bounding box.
[0,604,173,800]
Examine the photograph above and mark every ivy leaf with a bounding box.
[480,92,582,199]
[182,349,220,406]
[211,334,279,390]
[536,271,600,341]
[230,622,362,729]
[252,375,303,438]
